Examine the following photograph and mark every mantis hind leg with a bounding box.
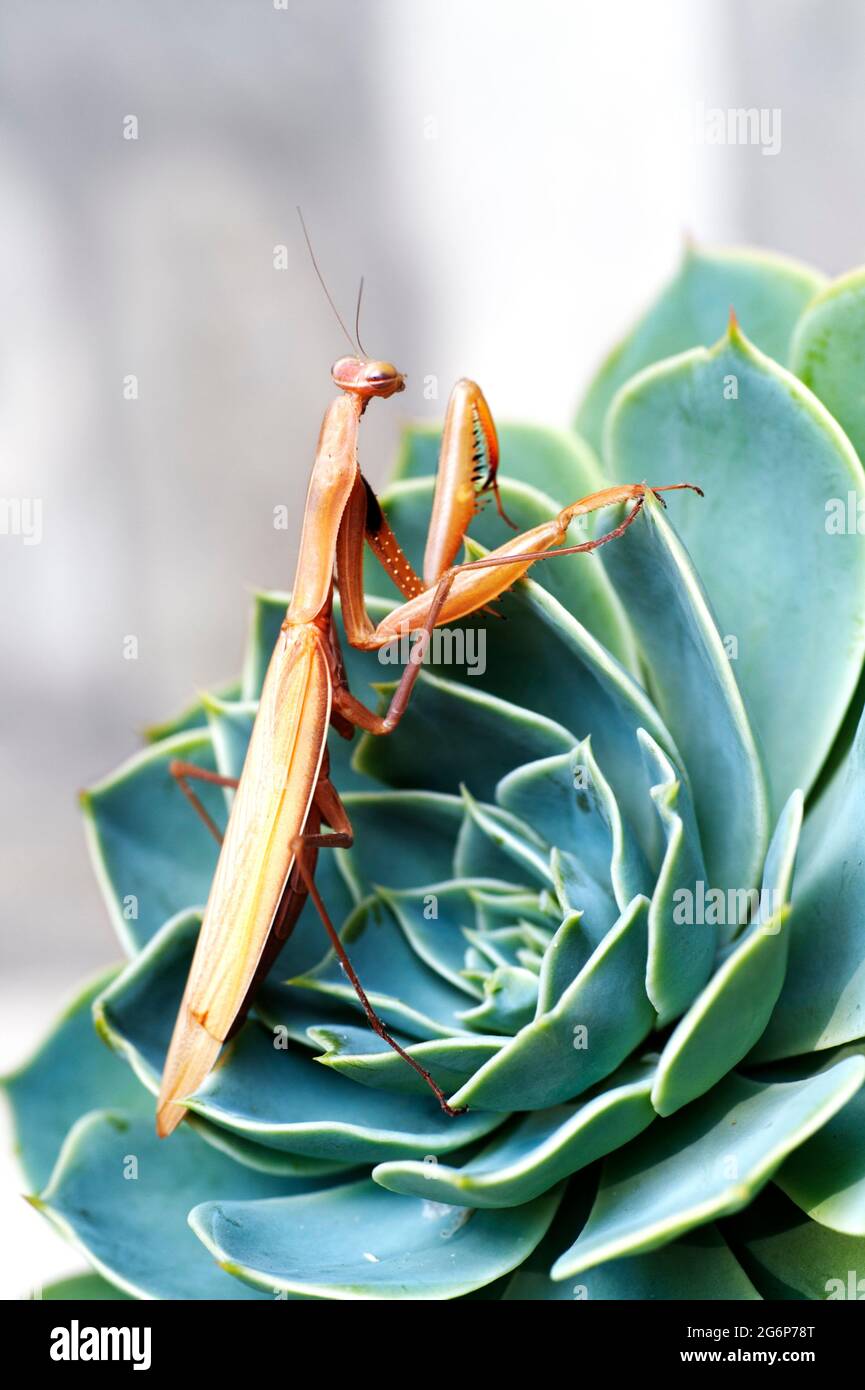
[290,776,465,1117]
[169,760,238,844]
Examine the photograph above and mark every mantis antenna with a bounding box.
[296,206,360,355]
[354,275,370,359]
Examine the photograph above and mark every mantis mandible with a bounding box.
[156,252,701,1137]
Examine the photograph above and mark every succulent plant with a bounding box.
[9,244,865,1302]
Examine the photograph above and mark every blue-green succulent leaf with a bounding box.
[752,702,865,1061]
[448,574,680,865]
[577,243,825,452]
[96,908,500,1161]
[143,678,241,743]
[652,790,803,1116]
[189,1176,563,1299]
[33,1272,135,1301]
[184,1114,352,1179]
[203,693,255,782]
[603,493,769,894]
[455,791,551,887]
[373,1060,654,1208]
[352,547,678,869]
[241,589,288,699]
[355,670,575,801]
[465,923,550,974]
[551,1059,865,1280]
[653,910,791,1118]
[724,1184,865,1301]
[757,790,805,913]
[497,741,652,931]
[576,1228,762,1299]
[449,896,653,1111]
[772,1044,865,1237]
[81,731,222,952]
[549,848,618,930]
[376,880,500,997]
[791,267,865,463]
[458,966,539,1034]
[187,1025,502,1162]
[639,730,714,1021]
[340,791,465,892]
[253,984,363,1046]
[34,1111,296,1299]
[516,948,545,973]
[606,322,865,821]
[92,908,352,1107]
[534,913,592,1015]
[310,1025,504,1096]
[292,899,490,1041]
[470,885,556,930]
[2,969,149,1191]
[505,1190,760,1300]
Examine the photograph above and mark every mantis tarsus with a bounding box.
[156,291,701,1139]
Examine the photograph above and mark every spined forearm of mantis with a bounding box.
[156,337,702,1137]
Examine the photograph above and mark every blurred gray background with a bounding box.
[2,0,865,1291]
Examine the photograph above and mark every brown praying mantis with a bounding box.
[155,256,701,1137]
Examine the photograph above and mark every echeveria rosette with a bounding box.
[8,246,865,1301]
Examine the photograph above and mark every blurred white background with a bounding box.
[3,0,865,1296]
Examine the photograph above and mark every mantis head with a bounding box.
[331,356,406,401]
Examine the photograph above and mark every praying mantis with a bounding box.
[155,249,701,1138]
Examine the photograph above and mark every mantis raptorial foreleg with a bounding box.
[335,377,499,627]
[420,378,516,585]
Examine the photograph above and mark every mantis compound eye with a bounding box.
[363,361,405,394]
[331,356,405,398]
